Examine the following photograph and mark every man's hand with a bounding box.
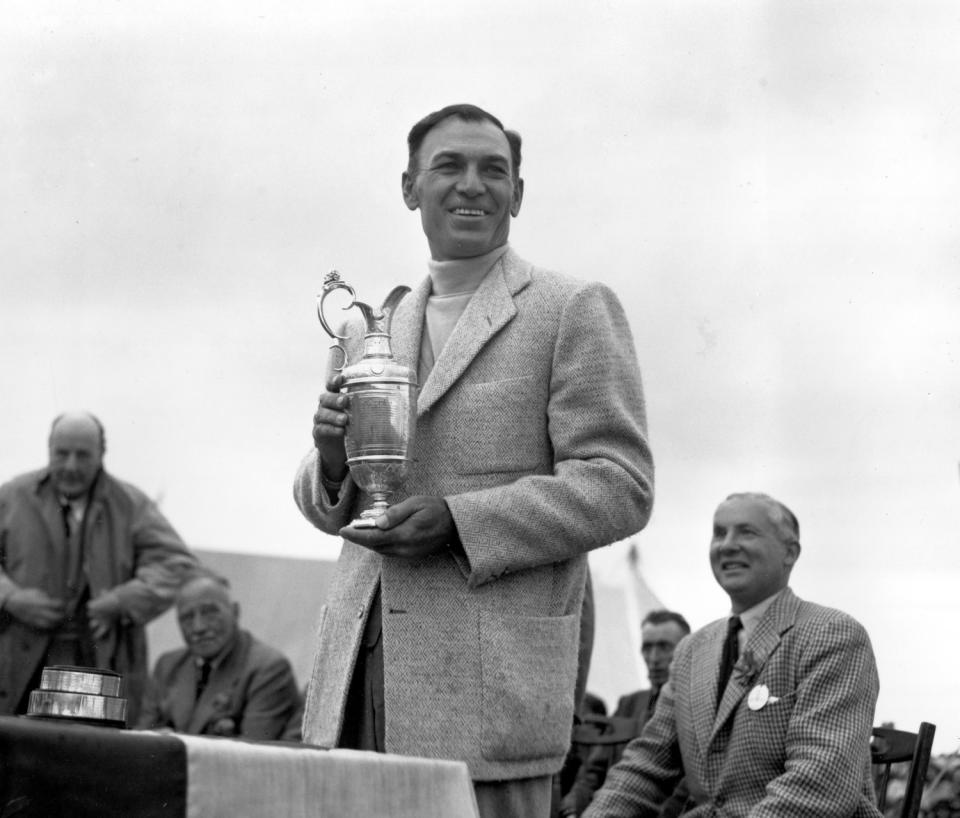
[312,374,349,482]
[4,588,66,629]
[87,591,122,640]
[340,496,457,560]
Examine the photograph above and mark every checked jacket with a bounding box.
[585,588,883,818]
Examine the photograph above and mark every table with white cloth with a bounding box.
[0,715,480,817]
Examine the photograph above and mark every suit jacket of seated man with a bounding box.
[294,247,654,781]
[563,689,687,818]
[137,628,303,741]
[584,588,882,818]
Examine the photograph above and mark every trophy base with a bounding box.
[348,500,389,529]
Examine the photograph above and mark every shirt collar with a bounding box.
[733,587,786,647]
[427,244,509,296]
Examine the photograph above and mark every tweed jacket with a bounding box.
[136,629,303,741]
[584,589,882,818]
[294,248,654,780]
[0,469,197,723]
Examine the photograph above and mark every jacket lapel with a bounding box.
[168,656,200,732]
[389,275,430,397]
[415,250,530,416]
[691,621,726,756]
[187,634,245,734]
[32,479,68,564]
[709,588,800,743]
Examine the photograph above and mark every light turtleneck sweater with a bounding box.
[419,244,510,380]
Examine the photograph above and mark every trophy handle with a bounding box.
[380,285,412,324]
[316,270,357,341]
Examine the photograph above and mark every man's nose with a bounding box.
[188,614,208,631]
[713,533,739,552]
[64,453,79,471]
[456,164,484,195]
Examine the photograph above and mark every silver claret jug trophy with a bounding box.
[317,270,418,528]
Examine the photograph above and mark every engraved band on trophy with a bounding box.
[317,270,418,528]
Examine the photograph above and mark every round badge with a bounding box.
[747,684,770,711]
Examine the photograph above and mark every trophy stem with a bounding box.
[351,497,390,529]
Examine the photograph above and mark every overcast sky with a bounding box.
[2,1,958,751]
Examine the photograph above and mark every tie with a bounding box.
[196,661,212,700]
[716,615,742,706]
[646,686,660,719]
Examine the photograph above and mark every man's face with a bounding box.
[177,580,239,661]
[48,416,103,499]
[710,497,799,612]
[640,621,686,689]
[402,116,523,261]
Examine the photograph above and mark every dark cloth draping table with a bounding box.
[0,716,479,817]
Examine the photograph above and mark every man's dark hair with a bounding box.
[642,609,691,635]
[406,103,522,182]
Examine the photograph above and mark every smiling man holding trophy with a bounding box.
[293,103,655,818]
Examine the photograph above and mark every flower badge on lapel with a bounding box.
[732,649,761,687]
[209,717,237,736]
[206,692,237,736]
[747,684,781,711]
[211,692,233,715]
[207,693,237,736]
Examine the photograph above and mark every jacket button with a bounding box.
[357,606,365,619]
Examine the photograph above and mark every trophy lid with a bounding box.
[40,665,123,697]
[24,666,127,728]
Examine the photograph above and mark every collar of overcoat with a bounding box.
[32,468,109,538]
[692,587,802,752]
[389,248,532,417]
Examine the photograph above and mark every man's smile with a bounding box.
[451,207,489,217]
[719,559,749,572]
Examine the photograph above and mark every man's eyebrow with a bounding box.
[428,149,510,165]
[429,150,463,163]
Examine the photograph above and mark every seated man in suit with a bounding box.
[137,573,303,741]
[560,609,690,817]
[585,492,882,818]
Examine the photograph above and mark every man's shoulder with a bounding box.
[790,595,870,637]
[230,629,292,670]
[0,469,46,500]
[505,249,606,299]
[153,645,193,676]
[93,471,152,506]
[615,688,652,714]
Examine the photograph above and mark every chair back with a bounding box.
[570,715,644,747]
[871,721,936,818]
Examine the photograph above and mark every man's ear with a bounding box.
[232,602,240,621]
[510,177,524,217]
[784,542,801,568]
[401,171,420,211]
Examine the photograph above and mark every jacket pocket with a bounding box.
[479,610,578,761]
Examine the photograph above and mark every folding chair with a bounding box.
[871,721,936,818]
